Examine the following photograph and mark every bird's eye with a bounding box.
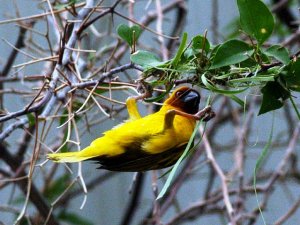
[176,91,183,97]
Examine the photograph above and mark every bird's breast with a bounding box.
[141,113,196,154]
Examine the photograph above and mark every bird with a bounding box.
[47,86,215,172]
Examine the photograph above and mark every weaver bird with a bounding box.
[47,86,215,171]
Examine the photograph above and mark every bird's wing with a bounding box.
[90,142,188,172]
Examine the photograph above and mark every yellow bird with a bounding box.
[47,86,214,171]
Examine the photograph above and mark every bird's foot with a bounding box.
[194,106,215,121]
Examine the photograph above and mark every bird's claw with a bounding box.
[194,106,215,121]
[134,81,153,100]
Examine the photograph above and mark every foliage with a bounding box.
[123,0,299,116]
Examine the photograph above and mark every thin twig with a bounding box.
[120,172,145,225]
[201,126,235,224]
[273,195,300,225]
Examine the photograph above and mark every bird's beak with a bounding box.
[182,90,200,105]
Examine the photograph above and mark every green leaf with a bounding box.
[284,59,300,91]
[237,0,274,45]
[130,50,161,68]
[183,35,210,60]
[259,92,283,115]
[183,35,211,60]
[172,32,188,66]
[183,48,195,59]
[157,120,202,200]
[117,24,142,46]
[229,75,275,83]
[226,94,246,107]
[201,74,248,95]
[26,113,36,127]
[202,74,246,107]
[54,0,77,10]
[210,39,254,69]
[209,44,221,58]
[258,81,290,115]
[192,35,210,53]
[58,211,93,225]
[264,45,290,65]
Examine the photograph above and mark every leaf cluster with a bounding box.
[118,0,300,116]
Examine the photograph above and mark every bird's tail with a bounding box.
[47,149,95,163]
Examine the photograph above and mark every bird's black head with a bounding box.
[165,86,200,114]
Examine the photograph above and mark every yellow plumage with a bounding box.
[47,86,214,171]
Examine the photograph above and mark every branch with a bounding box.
[201,126,235,224]
[0,119,28,141]
[62,0,122,65]
[71,63,143,89]
[0,22,33,77]
[0,80,55,123]
[120,172,145,225]
[273,195,300,225]
[0,143,59,225]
